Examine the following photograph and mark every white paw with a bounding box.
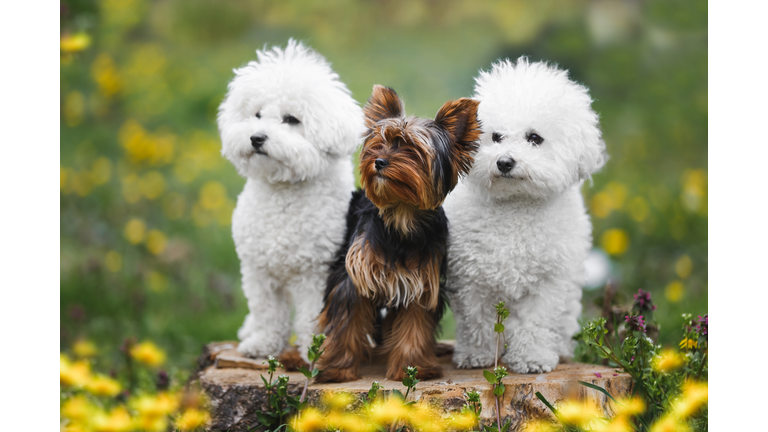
[453,351,496,369]
[504,350,559,374]
[236,335,283,359]
[237,314,257,340]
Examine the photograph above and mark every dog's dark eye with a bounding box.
[255,111,261,119]
[492,132,503,143]
[526,132,544,145]
[283,115,300,125]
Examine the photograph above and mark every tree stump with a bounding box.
[195,341,633,432]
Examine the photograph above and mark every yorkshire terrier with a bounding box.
[315,85,481,383]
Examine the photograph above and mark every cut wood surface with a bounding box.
[195,341,633,432]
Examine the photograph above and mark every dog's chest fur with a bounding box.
[445,183,592,298]
[232,170,353,280]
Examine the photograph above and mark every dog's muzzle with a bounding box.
[251,134,268,154]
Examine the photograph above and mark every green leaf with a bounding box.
[483,425,499,432]
[577,380,618,404]
[494,382,505,396]
[375,426,387,432]
[392,389,405,401]
[483,369,497,384]
[535,391,558,415]
[501,419,512,432]
[297,366,312,379]
[260,375,270,388]
[404,400,417,406]
[255,412,274,426]
[310,368,321,378]
[494,323,505,333]
[396,427,406,432]
[402,377,414,387]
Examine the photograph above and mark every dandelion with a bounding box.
[614,396,645,417]
[132,415,167,432]
[130,341,166,367]
[130,391,180,417]
[175,408,210,431]
[590,192,614,218]
[649,416,692,432]
[199,181,227,210]
[91,53,121,97]
[145,230,168,255]
[104,251,122,272]
[139,171,166,200]
[600,229,630,256]
[73,339,98,358]
[293,407,325,431]
[523,419,558,432]
[673,381,708,418]
[557,400,601,428]
[85,374,122,397]
[61,395,97,422]
[91,406,133,432]
[652,349,685,373]
[664,280,685,303]
[679,338,698,350]
[60,32,91,53]
[145,271,169,293]
[89,157,112,185]
[675,255,693,279]
[369,398,409,425]
[60,354,91,387]
[124,218,146,244]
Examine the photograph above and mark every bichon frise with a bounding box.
[444,57,607,373]
[217,40,364,362]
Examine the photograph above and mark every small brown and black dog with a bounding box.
[315,85,480,382]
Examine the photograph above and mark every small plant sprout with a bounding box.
[461,390,482,431]
[368,381,383,404]
[298,333,326,403]
[254,356,291,431]
[483,301,511,432]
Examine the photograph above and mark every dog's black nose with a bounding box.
[497,157,516,174]
[251,134,267,149]
[375,158,389,171]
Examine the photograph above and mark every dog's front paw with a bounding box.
[452,350,496,369]
[504,349,559,374]
[236,335,282,359]
[315,366,360,383]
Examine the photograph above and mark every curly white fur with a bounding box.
[217,40,364,361]
[445,58,607,373]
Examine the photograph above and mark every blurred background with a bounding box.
[60,0,707,371]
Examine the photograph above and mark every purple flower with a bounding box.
[633,289,657,313]
[594,372,602,378]
[625,314,647,333]
[696,314,708,336]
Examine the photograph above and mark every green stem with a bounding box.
[695,351,707,379]
[300,360,315,403]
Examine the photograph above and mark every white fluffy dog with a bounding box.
[217,40,364,361]
[444,58,607,373]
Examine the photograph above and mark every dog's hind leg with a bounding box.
[315,278,375,383]
[382,304,443,381]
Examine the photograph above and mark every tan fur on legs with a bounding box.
[277,346,309,371]
[382,305,443,381]
[315,285,375,383]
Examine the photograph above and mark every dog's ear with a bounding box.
[577,130,608,181]
[363,85,404,128]
[434,98,481,178]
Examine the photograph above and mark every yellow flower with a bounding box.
[104,251,122,272]
[447,411,479,430]
[124,218,146,244]
[650,415,691,432]
[61,395,97,422]
[590,192,614,218]
[175,408,210,431]
[92,406,132,432]
[130,391,180,417]
[146,230,168,255]
[139,171,166,200]
[614,396,645,417]
[61,354,91,387]
[600,229,630,256]
[557,400,601,428]
[163,193,187,220]
[665,280,684,303]
[73,339,98,358]
[133,415,167,432]
[60,32,91,53]
[130,341,166,367]
[369,398,409,425]
[90,157,112,185]
[199,181,227,210]
[145,271,169,293]
[326,411,374,432]
[673,381,708,419]
[652,349,685,373]
[593,416,632,432]
[91,53,121,97]
[523,419,558,432]
[679,338,698,350]
[85,374,122,397]
[64,91,86,127]
[675,255,693,279]
[121,174,142,203]
[292,407,325,431]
